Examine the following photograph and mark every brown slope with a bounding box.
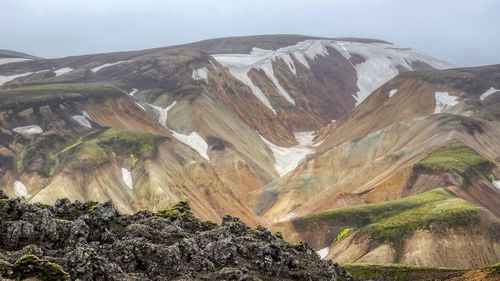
[0,35,455,227]
[0,83,261,226]
[315,64,500,154]
[270,189,500,268]
[249,64,500,222]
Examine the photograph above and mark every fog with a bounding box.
[1,0,499,66]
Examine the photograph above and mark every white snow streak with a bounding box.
[0,58,32,65]
[192,67,209,82]
[389,89,398,97]
[13,181,28,198]
[1,72,34,86]
[72,115,91,128]
[91,61,125,73]
[330,41,453,105]
[434,92,459,114]
[479,87,499,101]
[0,69,48,86]
[213,39,452,111]
[208,57,276,114]
[13,125,43,135]
[72,111,92,128]
[82,111,91,120]
[147,101,177,127]
[121,167,133,190]
[54,67,73,76]
[260,131,316,177]
[129,88,138,96]
[317,247,330,259]
[276,211,298,223]
[493,180,500,190]
[135,102,146,111]
[147,101,209,160]
[213,41,330,111]
[171,131,210,160]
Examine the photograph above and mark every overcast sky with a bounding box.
[1,0,499,66]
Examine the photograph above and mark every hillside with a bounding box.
[3,34,500,270]
[0,35,453,225]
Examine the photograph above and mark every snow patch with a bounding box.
[208,57,276,114]
[82,111,91,119]
[330,41,453,105]
[13,125,43,135]
[0,58,32,65]
[317,247,330,259]
[192,67,209,82]
[389,89,398,97]
[54,67,73,76]
[72,115,92,128]
[147,101,209,160]
[128,88,138,96]
[294,131,316,146]
[121,168,133,190]
[493,180,500,190]
[147,101,177,127]
[91,61,125,73]
[13,181,28,198]
[213,41,332,111]
[213,39,452,111]
[0,69,48,86]
[276,211,298,223]
[434,92,459,114]
[135,102,146,111]
[479,87,499,101]
[259,131,315,177]
[171,131,210,160]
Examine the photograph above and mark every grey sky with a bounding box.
[1,0,499,66]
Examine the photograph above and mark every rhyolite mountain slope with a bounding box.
[0,35,453,226]
[261,65,500,267]
[4,34,500,270]
[0,50,38,66]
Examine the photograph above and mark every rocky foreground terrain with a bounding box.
[0,189,354,281]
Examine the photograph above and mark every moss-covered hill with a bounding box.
[13,127,164,178]
[0,83,123,109]
[413,143,493,186]
[293,188,487,262]
[343,262,500,281]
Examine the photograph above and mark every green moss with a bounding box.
[130,153,138,167]
[67,128,161,166]
[89,202,101,214]
[415,143,491,186]
[12,254,69,281]
[342,263,466,281]
[332,228,352,246]
[16,149,25,173]
[489,174,496,181]
[55,136,83,156]
[156,201,193,221]
[300,189,481,262]
[485,263,500,276]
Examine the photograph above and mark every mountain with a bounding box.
[261,65,500,267]
[2,34,499,271]
[0,35,452,223]
[0,50,39,66]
